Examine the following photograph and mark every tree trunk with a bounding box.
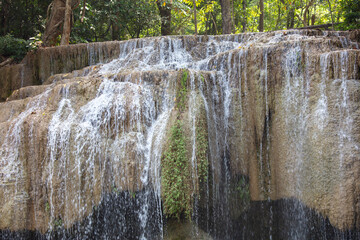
[156,0,172,36]
[275,3,281,30]
[258,0,264,32]
[286,7,295,29]
[311,14,316,25]
[0,0,11,35]
[242,0,247,32]
[302,0,316,27]
[0,57,14,68]
[60,0,72,45]
[210,12,218,34]
[220,0,232,34]
[205,0,209,34]
[193,0,198,35]
[326,0,335,30]
[42,0,65,46]
[231,0,235,33]
[42,0,80,47]
[112,22,121,41]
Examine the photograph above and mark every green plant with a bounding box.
[28,33,43,49]
[236,177,250,201]
[0,34,30,62]
[45,202,50,212]
[176,69,189,112]
[162,120,192,220]
[112,185,120,194]
[54,218,63,229]
[341,0,360,29]
[196,114,208,183]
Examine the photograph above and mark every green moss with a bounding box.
[162,120,192,220]
[229,175,251,217]
[112,185,119,194]
[236,177,250,201]
[45,202,50,212]
[54,218,63,229]
[196,113,208,183]
[176,69,189,112]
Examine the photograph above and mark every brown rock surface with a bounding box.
[0,30,359,234]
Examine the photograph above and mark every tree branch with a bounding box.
[0,58,14,68]
[292,22,342,29]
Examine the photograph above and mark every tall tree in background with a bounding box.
[42,0,80,46]
[157,0,172,35]
[258,0,264,32]
[60,0,72,45]
[0,0,358,47]
[241,0,247,32]
[220,0,232,33]
[341,0,360,29]
[0,0,10,35]
[193,0,198,34]
[0,0,51,39]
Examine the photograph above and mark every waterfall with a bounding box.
[1,30,360,240]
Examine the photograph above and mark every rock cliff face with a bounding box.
[0,41,121,102]
[0,30,360,239]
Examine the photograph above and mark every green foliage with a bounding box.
[176,69,189,112]
[230,176,250,214]
[112,185,120,194]
[196,114,208,183]
[28,33,43,49]
[341,0,360,29]
[54,218,63,229]
[236,177,250,201]
[162,120,192,220]
[2,0,358,47]
[45,201,50,212]
[0,0,51,39]
[71,0,160,42]
[0,34,30,61]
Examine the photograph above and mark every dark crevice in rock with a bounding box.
[1,190,162,240]
[196,198,360,240]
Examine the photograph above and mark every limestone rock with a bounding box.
[0,30,359,236]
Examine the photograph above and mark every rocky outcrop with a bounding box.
[0,41,122,102]
[0,30,359,238]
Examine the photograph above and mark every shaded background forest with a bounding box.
[0,0,359,62]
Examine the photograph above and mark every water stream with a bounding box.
[0,31,360,239]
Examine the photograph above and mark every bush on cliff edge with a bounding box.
[0,34,30,62]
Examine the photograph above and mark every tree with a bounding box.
[220,0,232,33]
[0,0,10,36]
[341,0,360,29]
[70,0,160,42]
[42,0,80,46]
[60,0,72,45]
[0,0,52,39]
[157,0,172,35]
[193,0,198,34]
[258,0,264,32]
[326,0,335,30]
[241,0,247,32]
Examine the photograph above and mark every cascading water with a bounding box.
[0,30,360,240]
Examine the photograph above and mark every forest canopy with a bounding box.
[0,0,359,54]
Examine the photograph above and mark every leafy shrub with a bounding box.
[0,34,29,62]
[341,0,360,29]
[162,120,192,220]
